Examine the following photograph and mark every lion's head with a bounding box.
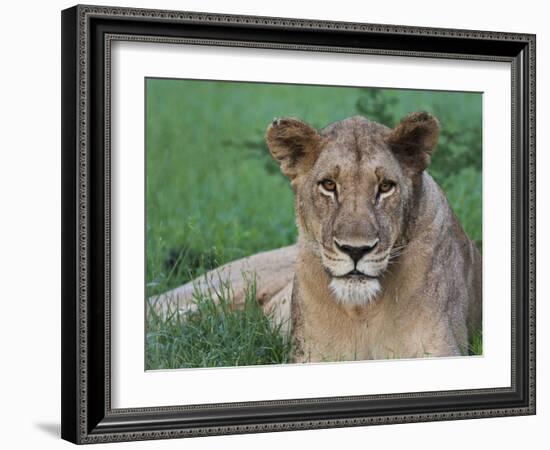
[266,112,439,306]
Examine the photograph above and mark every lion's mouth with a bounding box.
[334,269,379,280]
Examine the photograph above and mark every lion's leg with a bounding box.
[258,280,293,334]
[148,244,297,328]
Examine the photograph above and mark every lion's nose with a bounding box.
[334,239,379,264]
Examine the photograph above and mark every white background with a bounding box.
[112,43,511,408]
[0,0,546,449]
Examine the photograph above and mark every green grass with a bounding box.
[146,277,291,369]
[145,79,483,368]
[469,329,483,356]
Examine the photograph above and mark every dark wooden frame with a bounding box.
[61,4,536,444]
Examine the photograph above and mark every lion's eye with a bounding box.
[379,180,395,194]
[320,179,337,192]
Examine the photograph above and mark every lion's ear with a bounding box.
[387,112,439,175]
[266,118,322,182]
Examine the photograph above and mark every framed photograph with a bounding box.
[61,4,536,444]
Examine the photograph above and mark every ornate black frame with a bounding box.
[61,4,536,444]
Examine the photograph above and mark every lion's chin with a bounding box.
[329,277,381,306]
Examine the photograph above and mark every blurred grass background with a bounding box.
[145,79,482,369]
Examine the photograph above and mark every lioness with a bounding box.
[152,112,481,362]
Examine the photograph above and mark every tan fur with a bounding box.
[151,113,481,363]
